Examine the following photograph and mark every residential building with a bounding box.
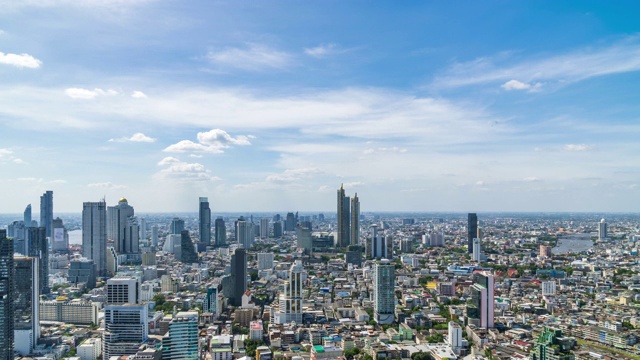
[374,259,395,324]
[83,200,107,277]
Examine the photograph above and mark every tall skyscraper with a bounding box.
[337,184,351,247]
[366,224,390,260]
[51,217,68,253]
[170,218,185,235]
[39,190,53,238]
[222,248,247,306]
[472,238,482,262]
[203,287,220,316]
[273,221,283,238]
[236,219,254,249]
[214,217,226,246]
[467,273,494,328]
[0,231,14,360]
[151,225,159,247]
[180,230,198,263]
[467,213,478,253]
[14,256,40,355]
[83,200,107,277]
[598,218,608,241]
[162,312,199,360]
[23,204,32,228]
[260,218,270,238]
[139,217,146,242]
[350,193,360,245]
[107,198,136,254]
[274,260,304,324]
[199,197,211,246]
[374,259,395,324]
[26,227,49,294]
[285,212,296,232]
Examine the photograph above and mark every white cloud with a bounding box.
[13,158,25,164]
[109,132,156,143]
[131,91,147,98]
[0,51,41,68]
[206,43,292,71]
[65,87,118,99]
[266,168,322,183]
[501,80,542,92]
[363,147,408,155]
[523,176,541,182]
[564,144,593,152]
[165,129,251,154]
[155,157,219,182]
[304,43,337,58]
[87,182,126,190]
[435,36,640,89]
[0,148,12,157]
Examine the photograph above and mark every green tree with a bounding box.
[344,347,361,360]
[412,352,430,360]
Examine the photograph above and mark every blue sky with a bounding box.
[1,1,640,213]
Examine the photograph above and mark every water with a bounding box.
[553,234,593,254]
[69,229,82,245]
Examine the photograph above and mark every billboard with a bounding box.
[54,227,64,242]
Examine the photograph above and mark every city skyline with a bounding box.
[2,2,640,212]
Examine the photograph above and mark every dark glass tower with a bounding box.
[214,217,226,246]
[170,218,184,235]
[337,184,351,247]
[27,227,49,294]
[199,197,211,246]
[222,248,247,306]
[0,230,14,360]
[180,230,198,264]
[468,213,478,253]
[39,191,53,238]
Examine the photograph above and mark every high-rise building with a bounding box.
[140,217,147,242]
[199,197,211,246]
[448,321,463,355]
[26,227,49,294]
[108,198,137,254]
[106,247,118,276]
[180,230,198,264]
[203,287,220,317]
[236,219,254,249]
[285,212,296,232]
[337,184,351,247]
[222,248,247,307]
[107,276,140,305]
[23,204,32,228]
[374,260,395,325]
[273,221,283,238]
[103,304,149,359]
[467,273,494,328]
[151,225,159,247]
[68,259,96,289]
[351,194,360,245]
[83,201,107,277]
[472,238,482,262]
[274,260,304,324]
[0,231,14,360]
[366,225,390,260]
[14,256,40,355]
[296,227,313,253]
[40,191,53,238]
[162,312,199,360]
[170,218,184,235]
[598,218,608,241]
[260,218,270,238]
[214,217,226,246]
[468,213,478,253]
[530,327,575,360]
[51,217,69,253]
[541,281,557,296]
[257,253,274,271]
[539,245,553,258]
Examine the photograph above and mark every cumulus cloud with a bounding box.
[87,182,126,190]
[501,80,542,92]
[65,87,118,99]
[165,129,251,154]
[0,51,41,68]
[304,43,337,58]
[155,157,219,181]
[0,148,12,157]
[131,90,147,98]
[206,43,292,71]
[564,144,593,152]
[109,132,156,143]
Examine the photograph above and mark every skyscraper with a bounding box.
[214,217,226,246]
[107,198,136,254]
[151,225,159,247]
[374,259,395,325]
[171,218,185,235]
[598,218,608,241]
[222,248,247,306]
[472,238,482,262]
[351,193,360,245]
[337,184,351,247]
[199,197,211,246]
[468,213,478,253]
[51,217,68,253]
[14,256,40,355]
[260,218,270,238]
[39,191,53,238]
[366,224,390,260]
[285,212,296,232]
[83,200,107,277]
[0,231,14,360]
[467,273,494,328]
[180,230,198,264]
[103,304,148,359]
[23,204,32,228]
[236,219,254,249]
[162,312,199,360]
[140,217,146,242]
[274,260,304,324]
[107,276,140,305]
[26,227,49,294]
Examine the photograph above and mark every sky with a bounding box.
[2,1,640,213]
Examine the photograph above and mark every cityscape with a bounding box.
[2,1,640,360]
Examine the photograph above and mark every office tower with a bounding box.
[214,217,226,246]
[273,221,283,238]
[170,217,184,235]
[284,212,296,231]
[374,259,395,324]
[222,248,247,306]
[108,198,137,254]
[260,218,269,238]
[296,227,313,253]
[103,304,149,359]
[68,259,96,289]
[237,219,254,249]
[107,276,140,305]
[351,193,360,245]
[472,238,482,262]
[448,321,463,355]
[530,328,575,360]
[337,184,351,247]
[26,227,49,294]
[203,287,220,316]
[199,197,211,246]
[83,201,107,277]
[400,239,412,253]
[274,260,304,324]
[257,253,274,270]
[14,256,40,355]
[598,218,608,241]
[541,281,557,296]
[162,312,199,360]
[40,190,53,238]
[467,273,494,328]
[0,231,14,360]
[180,230,198,263]
[151,225,159,247]
[106,247,118,276]
[468,213,478,253]
[24,204,32,228]
[51,217,68,253]
[140,217,146,242]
